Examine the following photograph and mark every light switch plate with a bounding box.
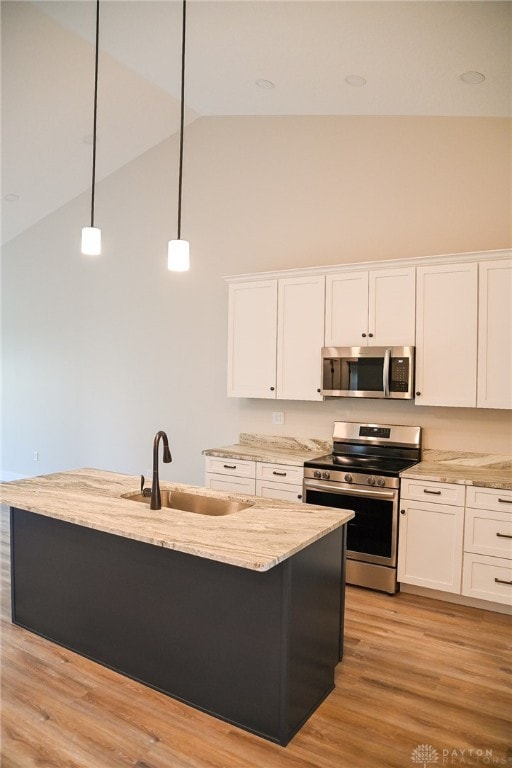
[272,412,285,425]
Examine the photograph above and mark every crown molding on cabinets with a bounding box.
[223,248,512,283]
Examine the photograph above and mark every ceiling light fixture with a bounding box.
[168,0,189,272]
[81,0,101,256]
[255,78,275,90]
[345,75,367,87]
[458,71,486,85]
[4,193,21,203]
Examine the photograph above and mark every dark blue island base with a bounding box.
[10,507,346,746]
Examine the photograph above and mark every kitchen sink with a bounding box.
[122,489,254,516]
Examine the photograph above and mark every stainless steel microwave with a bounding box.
[321,346,415,399]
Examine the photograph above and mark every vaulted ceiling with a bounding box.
[2,0,511,244]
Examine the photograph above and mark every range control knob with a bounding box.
[321,471,330,480]
[313,470,321,479]
[344,473,353,483]
[376,477,386,487]
[367,476,376,486]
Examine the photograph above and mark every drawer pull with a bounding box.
[272,471,287,477]
[498,498,512,504]
[223,464,237,470]
[494,577,512,586]
[496,532,512,539]
[423,489,442,495]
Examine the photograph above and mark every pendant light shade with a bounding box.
[81,226,102,256]
[168,0,189,272]
[168,239,189,271]
[81,0,101,256]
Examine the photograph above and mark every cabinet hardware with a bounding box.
[368,333,374,338]
[361,333,367,338]
[416,391,421,396]
[400,509,406,515]
[297,494,302,500]
[270,386,275,391]
[273,471,287,477]
[494,577,512,586]
[498,498,512,504]
[317,388,321,393]
[496,532,512,539]
[423,489,442,495]
[223,464,237,469]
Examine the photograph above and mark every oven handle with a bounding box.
[304,479,396,501]
[383,347,391,398]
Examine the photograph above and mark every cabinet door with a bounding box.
[325,272,368,346]
[276,275,325,401]
[205,473,256,495]
[397,499,464,593]
[477,259,512,409]
[415,262,478,407]
[227,280,277,398]
[368,267,416,346]
[255,479,303,502]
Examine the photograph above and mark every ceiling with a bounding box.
[1,0,511,244]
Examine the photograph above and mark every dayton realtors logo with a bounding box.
[411,744,440,767]
[411,745,508,766]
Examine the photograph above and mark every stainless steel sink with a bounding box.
[122,489,254,516]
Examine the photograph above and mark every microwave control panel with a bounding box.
[390,358,410,392]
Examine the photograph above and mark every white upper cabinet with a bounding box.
[325,271,368,346]
[415,262,478,407]
[477,259,512,409]
[277,275,325,401]
[368,268,416,347]
[325,266,415,347]
[227,276,325,400]
[227,280,278,398]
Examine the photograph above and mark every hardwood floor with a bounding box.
[1,507,511,768]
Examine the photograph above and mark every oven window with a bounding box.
[305,489,393,558]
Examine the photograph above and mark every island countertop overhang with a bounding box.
[0,468,354,572]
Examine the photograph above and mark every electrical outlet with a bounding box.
[33,451,39,462]
[272,412,285,425]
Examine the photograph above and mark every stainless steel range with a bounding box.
[303,421,422,594]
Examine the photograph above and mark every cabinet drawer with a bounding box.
[466,486,512,513]
[256,462,304,485]
[205,473,256,495]
[255,479,303,502]
[464,508,512,559]
[400,479,465,507]
[462,554,512,606]
[205,457,256,478]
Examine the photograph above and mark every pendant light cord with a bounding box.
[177,0,186,239]
[90,0,100,228]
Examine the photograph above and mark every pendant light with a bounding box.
[81,0,101,256]
[168,0,190,272]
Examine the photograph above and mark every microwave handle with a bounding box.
[383,348,391,398]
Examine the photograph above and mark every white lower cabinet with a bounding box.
[255,462,303,502]
[462,486,512,605]
[205,457,304,502]
[398,480,465,593]
[204,457,256,495]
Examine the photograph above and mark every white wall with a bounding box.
[2,116,511,483]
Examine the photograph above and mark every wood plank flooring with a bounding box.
[1,507,511,767]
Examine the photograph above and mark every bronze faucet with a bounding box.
[150,431,172,510]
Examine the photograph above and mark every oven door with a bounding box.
[303,479,399,567]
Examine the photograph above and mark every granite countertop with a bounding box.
[203,432,331,466]
[400,450,512,490]
[0,469,353,572]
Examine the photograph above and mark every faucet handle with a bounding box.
[140,474,145,494]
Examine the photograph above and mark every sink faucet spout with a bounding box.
[150,430,173,510]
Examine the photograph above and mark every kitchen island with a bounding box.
[1,469,354,746]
